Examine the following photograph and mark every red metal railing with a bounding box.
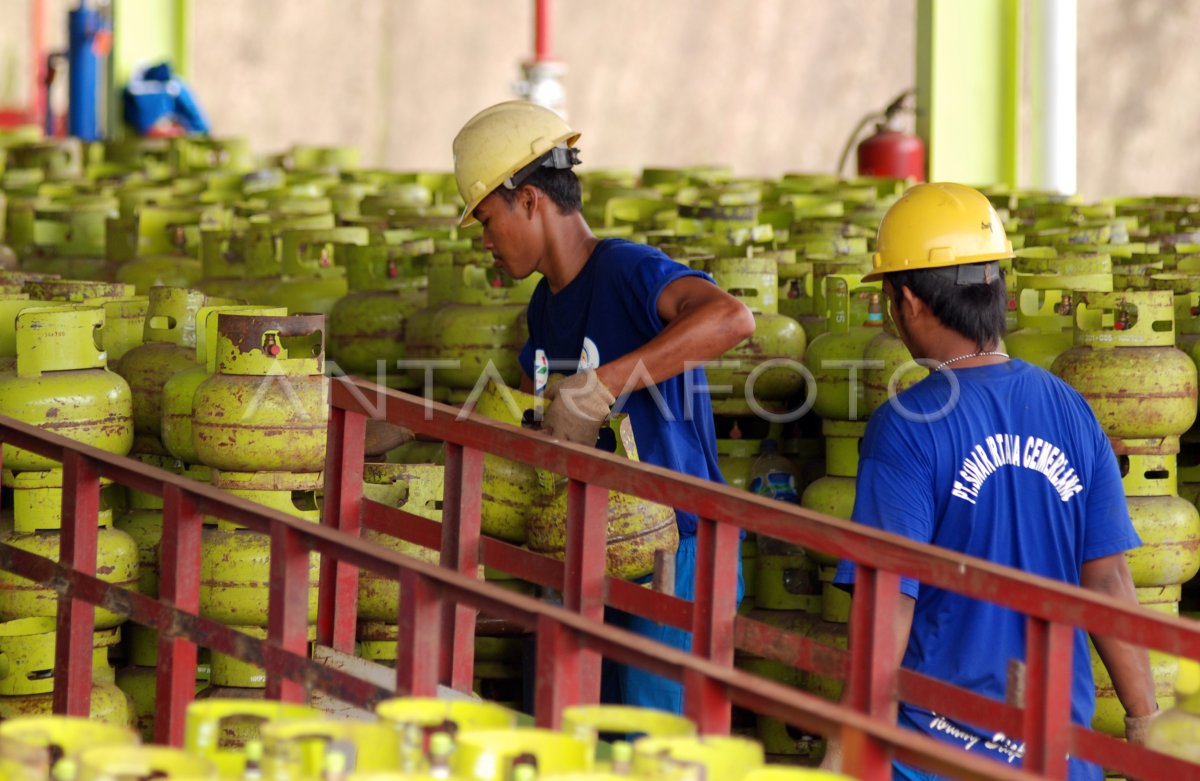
[0,373,1198,780]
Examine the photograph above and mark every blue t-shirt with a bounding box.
[834,360,1139,780]
[517,238,725,537]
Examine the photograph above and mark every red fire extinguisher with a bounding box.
[838,90,925,182]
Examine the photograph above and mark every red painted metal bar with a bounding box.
[52,450,99,717]
[365,497,694,631]
[154,484,203,746]
[265,524,312,703]
[438,442,482,692]
[535,615,580,729]
[316,403,367,652]
[395,568,442,697]
[843,566,902,781]
[1022,618,1075,778]
[686,517,740,732]
[563,478,608,705]
[534,0,553,61]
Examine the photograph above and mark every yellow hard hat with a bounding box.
[452,101,581,227]
[865,182,1013,282]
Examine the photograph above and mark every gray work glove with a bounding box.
[541,369,615,446]
[1124,708,1160,745]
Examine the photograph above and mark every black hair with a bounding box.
[495,166,583,216]
[887,263,1008,350]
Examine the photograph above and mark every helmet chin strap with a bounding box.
[926,260,1002,286]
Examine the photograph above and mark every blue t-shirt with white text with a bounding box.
[835,360,1139,781]
[518,238,725,536]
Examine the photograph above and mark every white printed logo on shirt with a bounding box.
[950,433,1084,505]
[534,349,549,394]
[578,337,600,371]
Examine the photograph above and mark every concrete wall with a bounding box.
[4,0,1199,201]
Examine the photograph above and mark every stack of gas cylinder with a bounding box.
[0,698,860,780]
[7,126,1200,770]
[0,278,139,724]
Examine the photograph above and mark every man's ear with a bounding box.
[519,184,539,217]
[900,285,926,320]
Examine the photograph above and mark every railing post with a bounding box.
[438,442,481,692]
[684,517,739,733]
[535,614,579,729]
[265,524,311,703]
[53,450,99,717]
[1022,617,1073,778]
[395,568,442,697]
[563,478,607,705]
[842,564,901,781]
[316,404,366,652]
[154,484,203,746]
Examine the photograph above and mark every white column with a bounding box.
[1029,0,1078,194]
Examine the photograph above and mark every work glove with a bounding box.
[541,369,615,446]
[1124,708,1160,745]
[363,419,414,458]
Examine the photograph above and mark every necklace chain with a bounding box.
[934,350,1009,372]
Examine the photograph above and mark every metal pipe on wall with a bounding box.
[534,0,553,62]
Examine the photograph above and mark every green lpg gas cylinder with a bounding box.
[744,770,855,781]
[357,463,445,621]
[862,309,928,415]
[160,305,287,465]
[631,735,763,780]
[560,706,695,758]
[1117,441,1200,588]
[87,295,148,362]
[23,198,117,280]
[76,746,217,780]
[1166,289,1200,380]
[804,275,883,421]
[263,227,368,315]
[674,184,759,236]
[260,720,402,780]
[454,729,591,780]
[405,251,534,388]
[377,699,516,773]
[736,611,821,758]
[1053,291,1198,439]
[805,619,850,703]
[1006,254,1112,370]
[475,381,541,543]
[329,233,432,385]
[200,472,321,625]
[114,287,226,442]
[8,140,84,182]
[705,255,807,400]
[0,306,133,471]
[0,621,134,727]
[800,420,866,568]
[0,715,137,781]
[114,454,181,598]
[0,470,137,626]
[184,699,322,778]
[192,313,329,473]
[527,415,679,580]
[1145,657,1200,762]
[22,279,134,302]
[777,261,814,323]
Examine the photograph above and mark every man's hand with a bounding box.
[541,369,615,445]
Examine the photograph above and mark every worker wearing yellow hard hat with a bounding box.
[452,101,755,711]
[827,183,1156,780]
